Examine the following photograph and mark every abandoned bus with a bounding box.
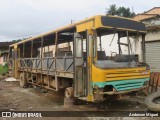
[8,15,150,102]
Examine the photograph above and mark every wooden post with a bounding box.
[41,38,43,58]
[23,43,25,72]
[41,36,44,86]
[142,34,146,63]
[23,43,25,58]
[54,32,58,91]
[31,40,33,83]
[47,45,50,87]
[13,45,18,78]
[31,40,33,58]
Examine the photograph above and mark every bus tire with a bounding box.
[65,87,73,98]
[20,73,28,88]
[145,91,160,111]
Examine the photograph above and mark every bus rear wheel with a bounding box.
[20,72,28,88]
[65,87,73,98]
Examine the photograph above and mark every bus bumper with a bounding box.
[92,78,149,95]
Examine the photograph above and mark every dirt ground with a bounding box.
[0,79,159,120]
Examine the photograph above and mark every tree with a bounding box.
[12,37,30,43]
[106,4,136,18]
[12,39,22,42]
[106,4,117,15]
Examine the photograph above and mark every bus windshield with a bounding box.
[94,30,146,69]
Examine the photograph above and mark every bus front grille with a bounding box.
[105,69,149,81]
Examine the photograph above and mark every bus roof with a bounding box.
[10,15,146,47]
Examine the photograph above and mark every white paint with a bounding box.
[5,77,18,82]
[145,30,160,41]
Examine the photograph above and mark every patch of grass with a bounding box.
[0,64,8,75]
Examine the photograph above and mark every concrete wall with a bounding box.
[134,29,160,64]
[0,56,6,66]
[145,30,160,41]
[0,52,8,66]
[0,57,3,65]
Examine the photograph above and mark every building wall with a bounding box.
[132,29,160,63]
[145,30,160,41]
[0,52,8,66]
[0,57,3,65]
[0,56,6,66]
[130,19,160,72]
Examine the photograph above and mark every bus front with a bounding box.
[91,16,150,101]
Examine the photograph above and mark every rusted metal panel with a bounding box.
[148,72,160,94]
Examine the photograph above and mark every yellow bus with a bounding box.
[8,15,150,102]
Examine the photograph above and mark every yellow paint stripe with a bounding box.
[102,68,147,73]
[105,75,149,81]
[106,73,147,78]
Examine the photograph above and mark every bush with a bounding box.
[0,64,8,75]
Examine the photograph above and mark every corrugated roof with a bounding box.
[0,42,15,48]
[133,7,160,21]
[145,7,160,14]
[133,14,157,21]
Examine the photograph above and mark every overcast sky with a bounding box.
[0,0,160,42]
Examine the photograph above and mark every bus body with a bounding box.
[8,15,150,102]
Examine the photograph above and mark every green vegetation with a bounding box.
[0,64,8,75]
[12,39,22,42]
[106,4,136,18]
[12,37,29,43]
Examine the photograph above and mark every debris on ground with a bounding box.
[0,73,12,80]
[0,77,153,117]
[28,107,33,110]
[4,77,18,82]
[34,86,48,93]
[145,91,160,111]
[0,75,6,80]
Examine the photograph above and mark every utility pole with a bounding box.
[132,6,134,13]
[71,19,75,24]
